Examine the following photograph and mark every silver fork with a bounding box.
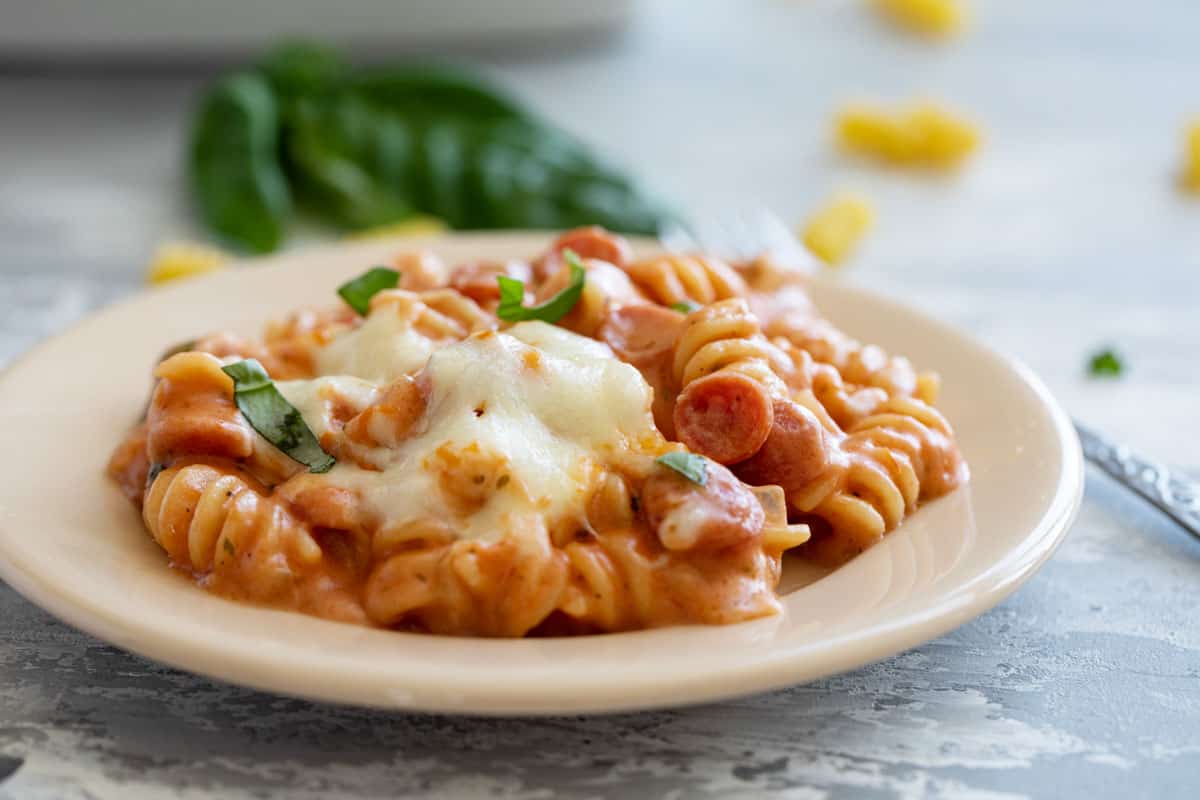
[663,210,1200,543]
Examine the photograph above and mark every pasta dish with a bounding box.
[107,228,967,637]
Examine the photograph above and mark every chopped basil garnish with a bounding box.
[146,462,167,487]
[670,300,700,314]
[221,359,335,473]
[496,248,586,323]
[1088,348,1124,377]
[656,451,708,486]
[337,266,400,315]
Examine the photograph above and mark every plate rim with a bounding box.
[0,232,1084,715]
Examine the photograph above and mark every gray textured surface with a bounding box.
[1,1,1199,797]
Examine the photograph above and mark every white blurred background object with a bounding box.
[0,0,635,60]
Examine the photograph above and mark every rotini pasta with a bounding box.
[624,253,748,307]
[670,299,794,464]
[107,228,966,637]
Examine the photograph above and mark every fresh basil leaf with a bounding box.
[337,266,401,315]
[187,44,677,251]
[656,452,709,486]
[257,41,346,108]
[350,65,531,123]
[1088,348,1124,377]
[221,359,335,473]
[670,301,700,314]
[190,73,291,253]
[146,462,168,488]
[285,96,417,231]
[496,248,586,323]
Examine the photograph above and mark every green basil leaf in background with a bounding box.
[656,452,709,486]
[285,97,416,230]
[221,359,335,473]
[337,266,401,315]
[349,65,531,122]
[189,72,292,253]
[188,42,676,250]
[257,41,347,108]
[469,118,671,234]
[496,249,586,323]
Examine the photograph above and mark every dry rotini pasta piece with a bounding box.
[624,253,748,307]
[836,100,980,169]
[872,0,967,40]
[802,192,875,266]
[145,240,229,285]
[1183,121,1200,193]
[348,216,448,243]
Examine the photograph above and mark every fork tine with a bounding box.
[663,207,818,274]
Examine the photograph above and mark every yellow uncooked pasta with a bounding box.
[346,215,448,240]
[836,101,980,169]
[872,0,966,39]
[802,193,875,266]
[146,241,229,285]
[1183,122,1200,192]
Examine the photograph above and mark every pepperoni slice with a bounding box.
[536,226,633,280]
[551,226,632,267]
[673,372,774,465]
[449,260,531,305]
[735,399,829,494]
[597,303,685,366]
[642,460,765,551]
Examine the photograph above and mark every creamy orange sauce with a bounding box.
[108,228,965,637]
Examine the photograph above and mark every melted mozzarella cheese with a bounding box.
[276,376,380,439]
[308,321,658,542]
[315,306,437,383]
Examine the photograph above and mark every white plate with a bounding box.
[0,233,1082,715]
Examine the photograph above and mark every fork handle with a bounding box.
[1075,422,1200,541]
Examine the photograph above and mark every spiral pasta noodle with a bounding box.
[369,288,494,341]
[806,396,966,564]
[767,312,939,420]
[143,463,322,581]
[624,253,748,307]
[109,228,969,637]
[669,299,797,464]
[365,523,569,637]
